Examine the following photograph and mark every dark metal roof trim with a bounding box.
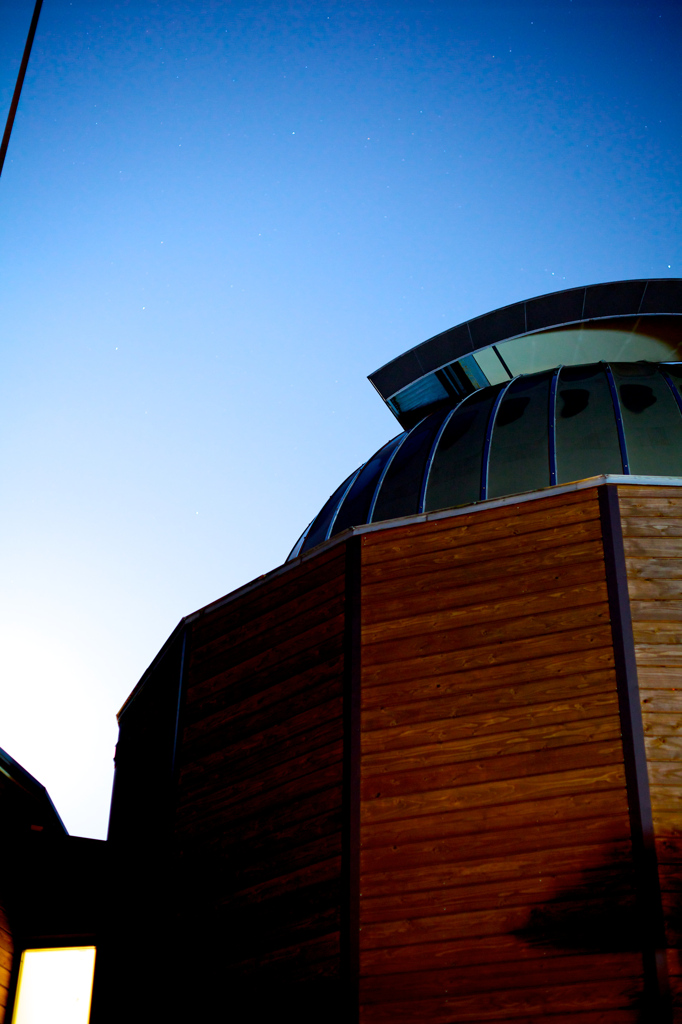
[368,279,682,401]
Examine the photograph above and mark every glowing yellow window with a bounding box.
[12,947,96,1024]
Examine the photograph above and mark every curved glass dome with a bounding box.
[290,361,682,558]
[289,281,682,560]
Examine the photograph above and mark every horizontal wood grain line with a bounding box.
[362,689,619,752]
[219,855,342,910]
[186,616,344,703]
[363,581,608,647]
[191,546,344,649]
[363,625,616,689]
[180,704,343,791]
[362,518,603,585]
[618,486,682,499]
[361,795,630,862]
[362,651,616,710]
[190,596,345,686]
[359,952,642,1005]
[646,762,682,785]
[219,832,343,894]
[185,635,344,725]
[654,829,682,860]
[649,789,682,814]
[643,734,682,757]
[633,622,682,644]
[176,749,343,835]
[360,862,635,926]
[182,692,343,769]
[179,727,343,807]
[620,517,682,538]
[362,714,621,779]
[642,711,682,735]
[178,785,343,852]
[361,490,600,567]
[634,644,682,666]
[624,536,682,558]
[636,666,682,686]
[625,557,682,581]
[630,600,682,622]
[626,578,682,600]
[359,895,636,950]
[357,980,640,1024]
[363,539,605,606]
[359,929,635,978]
[363,604,611,670]
[182,656,343,742]
[361,837,633,899]
[191,569,345,665]
[619,496,682,515]
[361,761,626,828]
[361,733,623,801]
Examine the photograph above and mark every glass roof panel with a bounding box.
[300,469,360,553]
[611,363,682,476]
[331,433,405,536]
[371,408,451,522]
[424,386,502,512]
[555,364,623,482]
[488,370,553,499]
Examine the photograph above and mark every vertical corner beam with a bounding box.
[342,535,362,1022]
[599,483,671,1020]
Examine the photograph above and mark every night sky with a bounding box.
[1,0,680,837]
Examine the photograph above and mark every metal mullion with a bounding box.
[480,378,516,501]
[604,363,630,475]
[659,367,682,417]
[548,366,561,486]
[418,398,469,513]
[367,420,422,523]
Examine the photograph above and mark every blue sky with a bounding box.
[1,0,680,838]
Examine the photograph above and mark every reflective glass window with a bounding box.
[555,364,623,482]
[301,469,360,553]
[487,370,552,499]
[424,386,502,512]
[611,363,682,476]
[372,407,451,522]
[331,433,404,536]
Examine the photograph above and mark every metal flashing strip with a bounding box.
[341,537,361,1021]
[598,485,671,1020]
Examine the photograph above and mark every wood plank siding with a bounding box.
[0,903,12,1024]
[95,479,682,1022]
[173,544,348,1019]
[359,488,644,1022]
[621,485,682,1020]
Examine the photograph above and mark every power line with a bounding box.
[0,0,45,178]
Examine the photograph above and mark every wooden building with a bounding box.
[0,747,105,1023]
[90,280,682,1022]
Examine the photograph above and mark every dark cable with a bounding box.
[0,0,45,177]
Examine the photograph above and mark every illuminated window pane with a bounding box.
[13,947,96,1024]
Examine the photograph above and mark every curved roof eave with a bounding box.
[368,278,682,402]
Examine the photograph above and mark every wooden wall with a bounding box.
[621,485,682,1019]
[173,544,348,1019]
[0,903,12,1024]
[358,488,644,1022]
